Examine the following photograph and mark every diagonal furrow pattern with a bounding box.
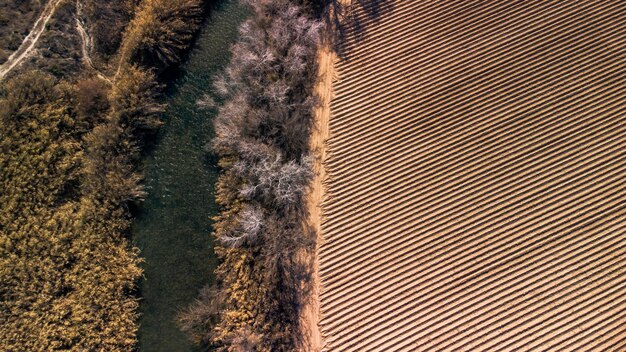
[319,1,626,351]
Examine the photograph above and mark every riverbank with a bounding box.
[180,1,322,350]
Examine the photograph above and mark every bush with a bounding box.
[22,0,82,78]
[110,65,164,133]
[118,0,204,70]
[75,78,110,123]
[82,0,135,57]
[1,0,205,348]
[0,0,43,64]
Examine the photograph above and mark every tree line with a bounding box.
[177,0,323,350]
[0,0,204,350]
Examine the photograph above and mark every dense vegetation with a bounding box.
[28,1,83,77]
[0,70,144,350]
[177,0,322,350]
[118,0,204,71]
[0,0,203,349]
[1,0,86,78]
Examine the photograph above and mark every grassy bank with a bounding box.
[0,0,204,349]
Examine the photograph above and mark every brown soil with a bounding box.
[318,1,626,351]
[302,43,335,352]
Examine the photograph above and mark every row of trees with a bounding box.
[0,0,204,350]
[178,0,323,350]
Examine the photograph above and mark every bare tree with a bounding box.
[188,0,323,350]
[219,205,265,248]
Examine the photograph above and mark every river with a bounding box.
[133,2,247,351]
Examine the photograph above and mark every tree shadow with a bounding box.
[321,0,395,58]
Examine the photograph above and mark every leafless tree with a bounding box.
[237,153,313,209]
[196,94,216,110]
[189,0,323,349]
[177,286,223,346]
[219,205,265,248]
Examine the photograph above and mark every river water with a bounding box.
[133,2,247,351]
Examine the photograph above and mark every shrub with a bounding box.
[118,0,204,69]
[83,0,135,57]
[75,78,110,123]
[110,65,164,133]
[1,0,205,348]
[0,0,43,63]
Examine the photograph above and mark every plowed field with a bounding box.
[318,1,626,351]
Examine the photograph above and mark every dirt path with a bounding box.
[75,0,111,83]
[0,0,63,81]
[302,39,336,352]
[301,3,352,350]
[75,0,93,69]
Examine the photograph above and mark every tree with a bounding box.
[75,78,110,124]
[185,0,322,350]
[0,71,141,351]
[110,65,164,133]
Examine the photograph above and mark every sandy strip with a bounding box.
[301,36,337,352]
[302,3,351,350]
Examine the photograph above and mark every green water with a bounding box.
[133,2,247,351]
